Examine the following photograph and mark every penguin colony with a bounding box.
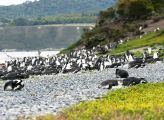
[0,47,163,91]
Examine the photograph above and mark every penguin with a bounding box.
[128,54,134,62]
[153,52,159,61]
[125,50,134,62]
[123,77,148,86]
[104,60,112,69]
[128,61,145,69]
[7,65,13,72]
[110,63,121,68]
[98,80,118,89]
[148,48,152,54]
[99,61,105,71]
[115,69,129,78]
[4,79,24,91]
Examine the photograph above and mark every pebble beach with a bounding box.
[0,62,163,120]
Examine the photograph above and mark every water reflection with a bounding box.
[0,24,94,50]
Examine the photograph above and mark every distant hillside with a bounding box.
[0,0,115,19]
[61,0,164,53]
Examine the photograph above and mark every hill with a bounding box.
[0,0,115,25]
[61,29,164,54]
[61,0,164,53]
[110,30,164,54]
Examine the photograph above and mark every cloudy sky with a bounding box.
[0,0,36,6]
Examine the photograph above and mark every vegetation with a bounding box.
[64,0,164,51]
[0,0,115,25]
[35,83,164,120]
[10,14,97,26]
[159,49,164,59]
[61,28,164,54]
[117,0,154,19]
[110,30,164,54]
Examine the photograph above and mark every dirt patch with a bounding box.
[142,19,164,33]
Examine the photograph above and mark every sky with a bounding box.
[0,0,36,6]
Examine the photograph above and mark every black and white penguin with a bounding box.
[4,79,24,91]
[125,50,134,62]
[104,58,112,69]
[153,52,159,61]
[115,69,129,78]
[110,62,121,68]
[99,60,105,71]
[98,80,118,89]
[128,61,145,69]
[123,77,148,86]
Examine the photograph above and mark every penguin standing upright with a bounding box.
[99,61,104,71]
[153,52,159,61]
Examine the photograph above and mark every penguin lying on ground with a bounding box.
[115,69,129,78]
[123,77,148,86]
[4,79,24,91]
[98,80,118,89]
[128,61,145,69]
[99,77,148,89]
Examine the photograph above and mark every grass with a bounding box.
[60,30,164,55]
[132,51,143,57]
[159,48,164,58]
[35,83,164,120]
[110,30,164,54]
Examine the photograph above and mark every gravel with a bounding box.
[0,62,164,120]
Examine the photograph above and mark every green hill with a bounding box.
[0,0,115,18]
[62,0,164,52]
[0,0,115,25]
[60,29,164,54]
[110,30,164,54]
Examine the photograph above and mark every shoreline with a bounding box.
[0,62,163,119]
[1,23,95,28]
[0,51,60,64]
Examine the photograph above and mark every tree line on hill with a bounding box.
[0,0,115,26]
[0,13,97,26]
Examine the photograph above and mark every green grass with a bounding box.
[36,83,164,120]
[159,48,164,59]
[132,51,143,57]
[60,30,164,55]
[110,30,164,54]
